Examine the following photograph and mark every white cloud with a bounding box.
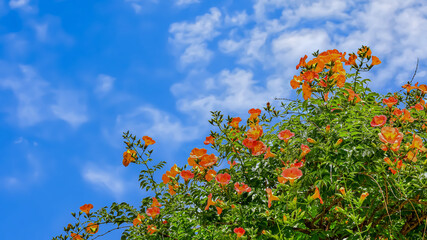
[172,68,290,121]
[175,0,199,6]
[169,7,222,67]
[51,90,88,128]
[0,65,88,127]
[9,0,29,9]
[180,43,213,66]
[95,74,115,95]
[116,106,200,144]
[82,164,126,198]
[224,11,249,27]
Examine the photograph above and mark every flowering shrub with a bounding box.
[53,46,426,240]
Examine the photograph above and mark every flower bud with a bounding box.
[326,125,331,134]
[360,192,369,202]
[307,138,317,144]
[334,138,343,147]
[339,187,346,196]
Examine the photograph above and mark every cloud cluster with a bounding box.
[0,65,88,128]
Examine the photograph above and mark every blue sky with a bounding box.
[1,0,426,239]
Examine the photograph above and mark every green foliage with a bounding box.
[53,47,427,240]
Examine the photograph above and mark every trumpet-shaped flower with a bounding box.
[371,115,387,127]
[204,136,215,145]
[205,193,216,210]
[311,186,324,204]
[382,97,398,108]
[281,167,303,184]
[264,147,276,159]
[371,56,381,66]
[180,170,194,181]
[85,222,99,234]
[199,154,218,168]
[146,207,160,219]
[278,130,295,143]
[229,117,242,128]
[246,124,263,140]
[142,136,155,146]
[147,225,157,235]
[266,188,280,208]
[205,169,216,182]
[234,227,245,238]
[80,204,93,215]
[215,173,231,186]
[234,182,252,195]
[123,150,137,167]
[378,127,403,145]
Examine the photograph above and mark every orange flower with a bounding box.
[399,109,414,123]
[234,227,246,238]
[142,136,155,146]
[234,182,251,195]
[180,170,194,181]
[190,148,207,159]
[242,137,256,149]
[264,147,276,159]
[296,55,308,70]
[246,124,263,140]
[215,173,231,186]
[339,187,346,196]
[216,206,223,215]
[384,157,393,165]
[360,192,369,202]
[162,164,180,184]
[357,46,371,58]
[378,127,403,145]
[205,169,216,182]
[345,53,357,65]
[393,108,402,116]
[371,115,387,127]
[325,125,330,133]
[412,103,424,111]
[278,130,294,143]
[290,75,303,89]
[418,84,427,94]
[311,186,324,204]
[229,117,242,128]
[250,140,267,156]
[133,213,144,226]
[371,56,381,66]
[71,233,83,240]
[382,96,398,108]
[228,160,237,168]
[146,207,160,219]
[300,144,311,157]
[168,184,177,195]
[199,154,218,168]
[302,81,312,100]
[410,134,427,152]
[152,197,162,207]
[345,88,361,103]
[266,188,280,208]
[80,204,93,215]
[248,108,261,120]
[307,138,317,144]
[123,149,137,167]
[204,136,215,145]
[301,70,319,82]
[205,193,216,210]
[281,167,303,184]
[85,222,99,234]
[147,225,157,235]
